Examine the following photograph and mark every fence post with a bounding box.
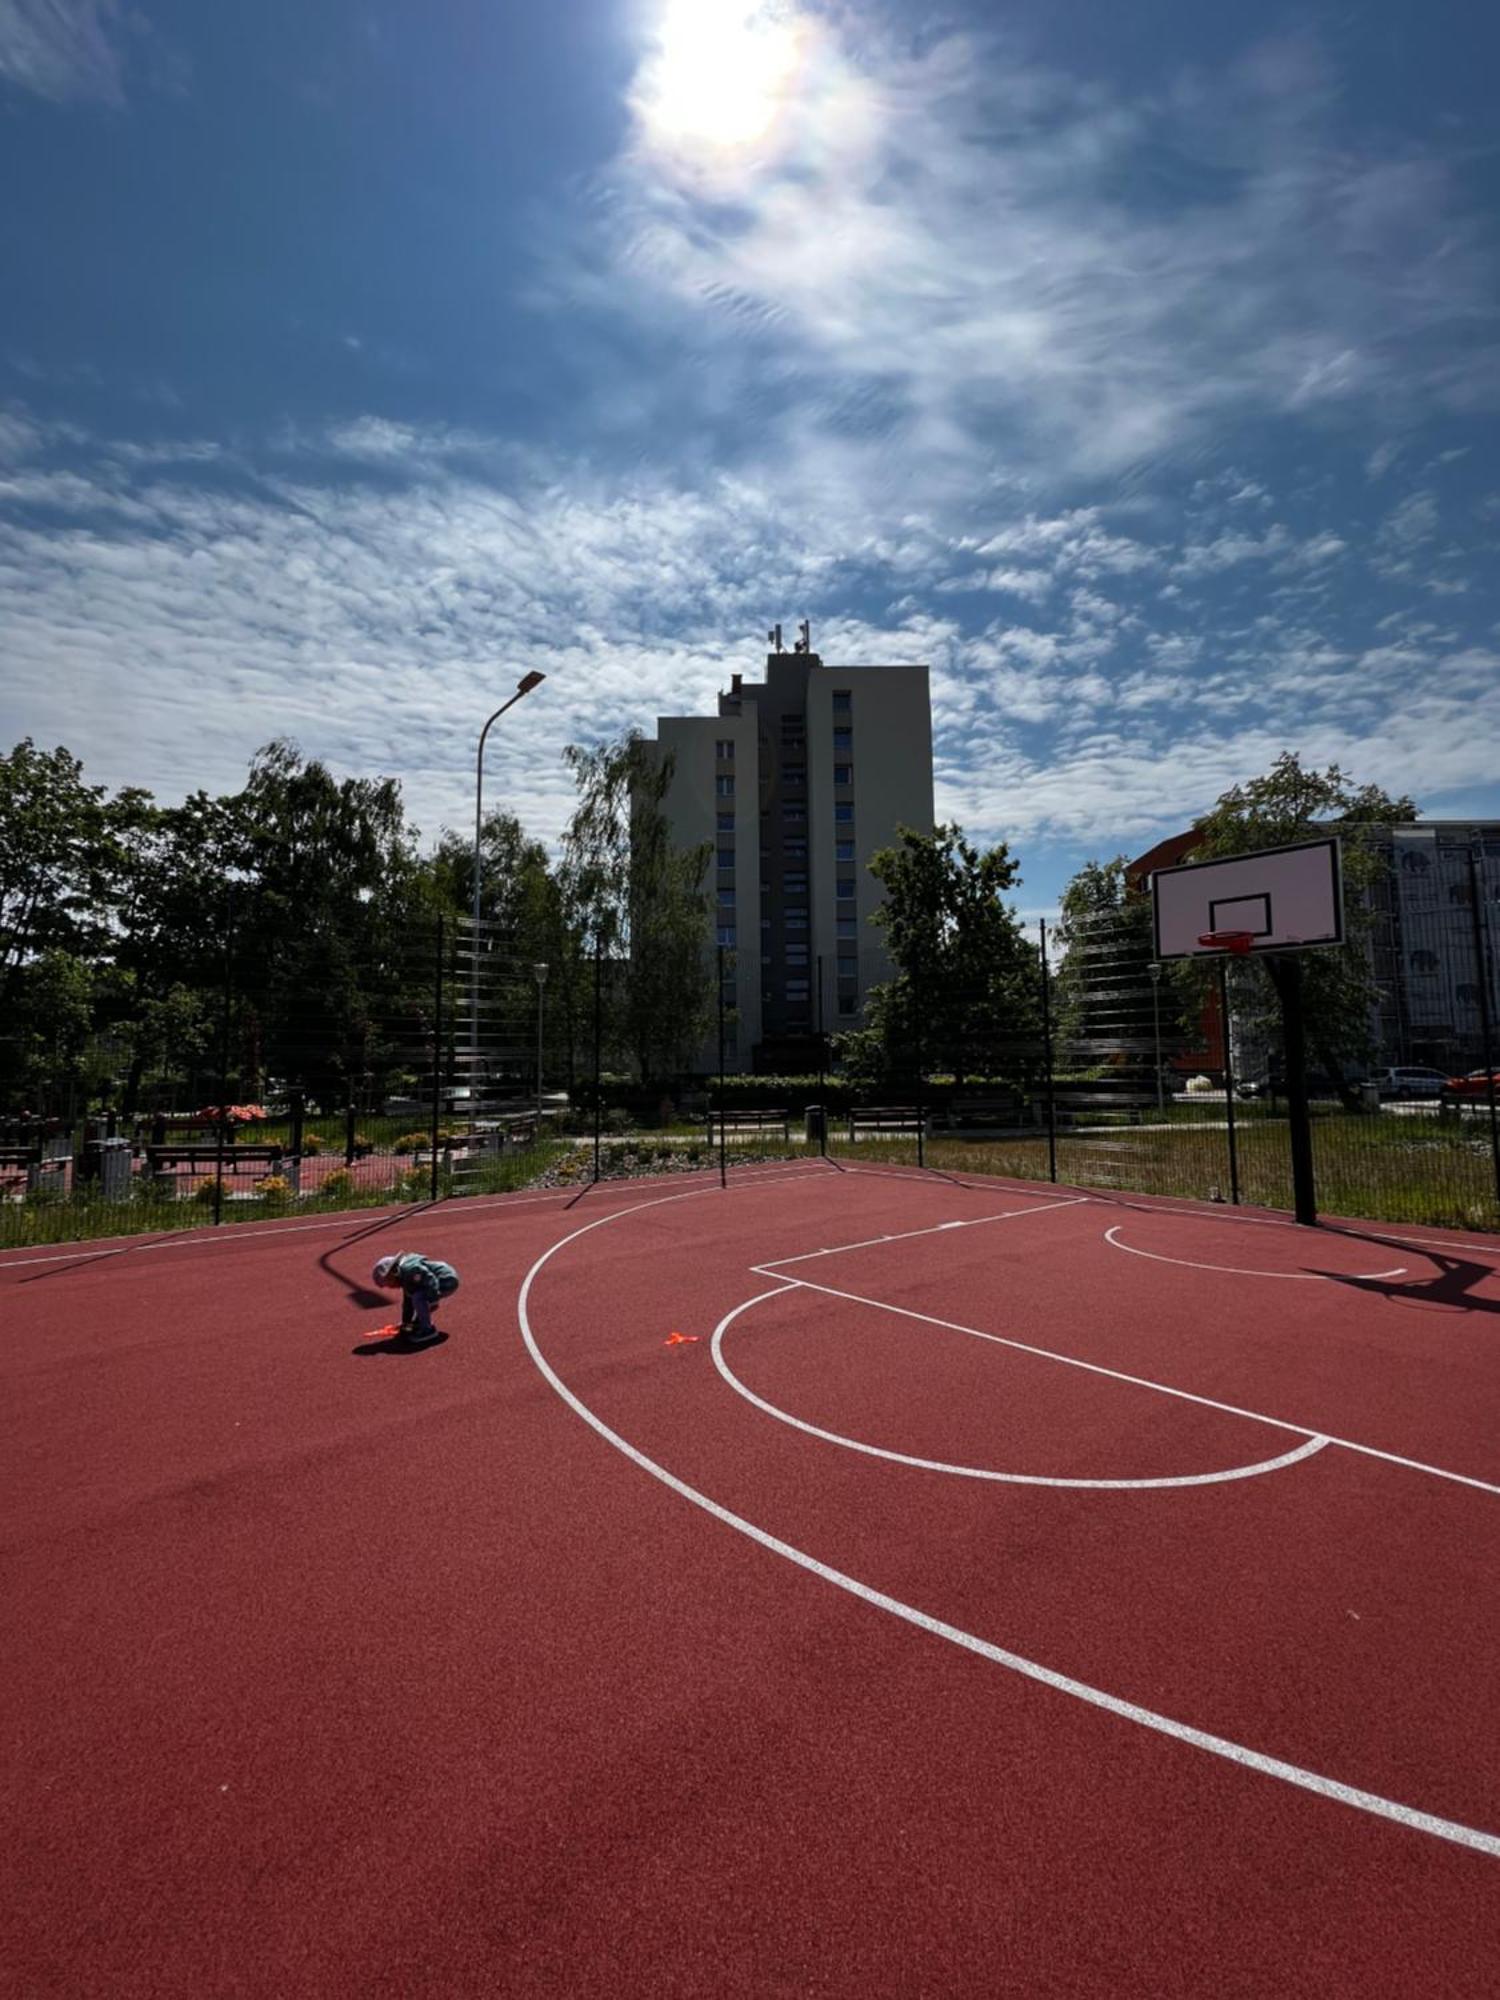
[1466,841,1500,1210]
[593,935,603,1186]
[430,915,444,1202]
[717,942,728,1191]
[816,953,827,1158]
[1039,920,1058,1185]
[915,992,926,1171]
[1219,959,1241,1206]
[212,890,234,1227]
[289,1089,305,1197]
[344,1095,357,1168]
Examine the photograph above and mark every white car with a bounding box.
[1371,1066,1451,1100]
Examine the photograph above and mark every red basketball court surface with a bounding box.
[4,1158,1499,1995]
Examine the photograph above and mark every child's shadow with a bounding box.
[352,1330,450,1356]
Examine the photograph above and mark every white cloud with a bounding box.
[578,14,1499,488]
[0,0,127,103]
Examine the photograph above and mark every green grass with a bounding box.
[824,1109,1500,1234]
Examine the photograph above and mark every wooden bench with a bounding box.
[146,1144,285,1175]
[707,1109,791,1142]
[848,1106,927,1140]
[946,1093,1024,1133]
[1050,1089,1157,1129]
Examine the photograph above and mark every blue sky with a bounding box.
[2,0,1497,922]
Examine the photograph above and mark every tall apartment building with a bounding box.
[649,627,934,1073]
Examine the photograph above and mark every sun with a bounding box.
[635,0,805,161]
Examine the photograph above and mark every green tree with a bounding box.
[562,731,712,1084]
[842,824,1039,1087]
[0,741,156,1110]
[1184,753,1418,1106]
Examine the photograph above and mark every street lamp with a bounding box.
[1148,961,1165,1113]
[471,672,546,1072]
[532,962,548,1129]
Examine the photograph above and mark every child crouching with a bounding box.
[372,1253,460,1346]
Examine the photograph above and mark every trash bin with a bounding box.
[1359,1081,1381,1113]
[100,1137,132,1201]
[804,1104,827,1147]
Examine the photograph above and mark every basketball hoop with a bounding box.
[1197,930,1256,956]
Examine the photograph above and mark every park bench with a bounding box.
[847,1105,927,1140]
[707,1109,791,1142]
[145,1144,286,1176]
[1050,1086,1157,1129]
[945,1092,1025,1133]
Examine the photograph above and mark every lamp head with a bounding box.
[517,670,546,694]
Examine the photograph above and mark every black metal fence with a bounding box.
[4,874,1498,1249]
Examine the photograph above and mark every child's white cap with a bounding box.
[372,1255,402,1285]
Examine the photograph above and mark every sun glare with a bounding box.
[638,0,804,160]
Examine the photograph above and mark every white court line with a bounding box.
[0,1157,834,1272]
[712,1285,1331,1490]
[516,1182,1500,1859]
[757,1272,1500,1502]
[758,1196,1087,1271]
[1103,1226,1407,1284]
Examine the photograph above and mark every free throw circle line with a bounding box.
[1104,1226,1406,1282]
[516,1184,1500,1860]
[711,1286,1330,1490]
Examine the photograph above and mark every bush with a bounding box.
[258,1174,294,1206]
[192,1176,223,1206]
[393,1131,428,1155]
[603,1109,635,1136]
[301,1132,324,1155]
[320,1168,354,1203]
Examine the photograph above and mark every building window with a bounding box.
[716,925,736,946]
[718,887,735,907]
[784,839,807,860]
[832,689,852,713]
[761,916,771,932]
[837,956,857,980]
[716,774,735,797]
[786,979,810,1000]
[783,765,806,788]
[782,804,806,823]
[833,764,852,785]
[786,944,809,967]
[838,993,857,1015]
[837,918,857,939]
[833,727,853,753]
[717,811,734,831]
[785,871,808,893]
[716,738,735,760]
[836,877,855,899]
[787,909,809,930]
[835,839,855,861]
[834,802,854,823]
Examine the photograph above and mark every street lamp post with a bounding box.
[1148,961,1165,1112]
[532,962,548,1131]
[471,673,546,1078]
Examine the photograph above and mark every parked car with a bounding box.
[1371,1066,1453,1100]
[1440,1068,1500,1108]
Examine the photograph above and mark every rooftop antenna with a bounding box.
[767,622,783,653]
[795,619,811,654]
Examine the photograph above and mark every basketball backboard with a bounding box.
[1151,837,1344,960]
